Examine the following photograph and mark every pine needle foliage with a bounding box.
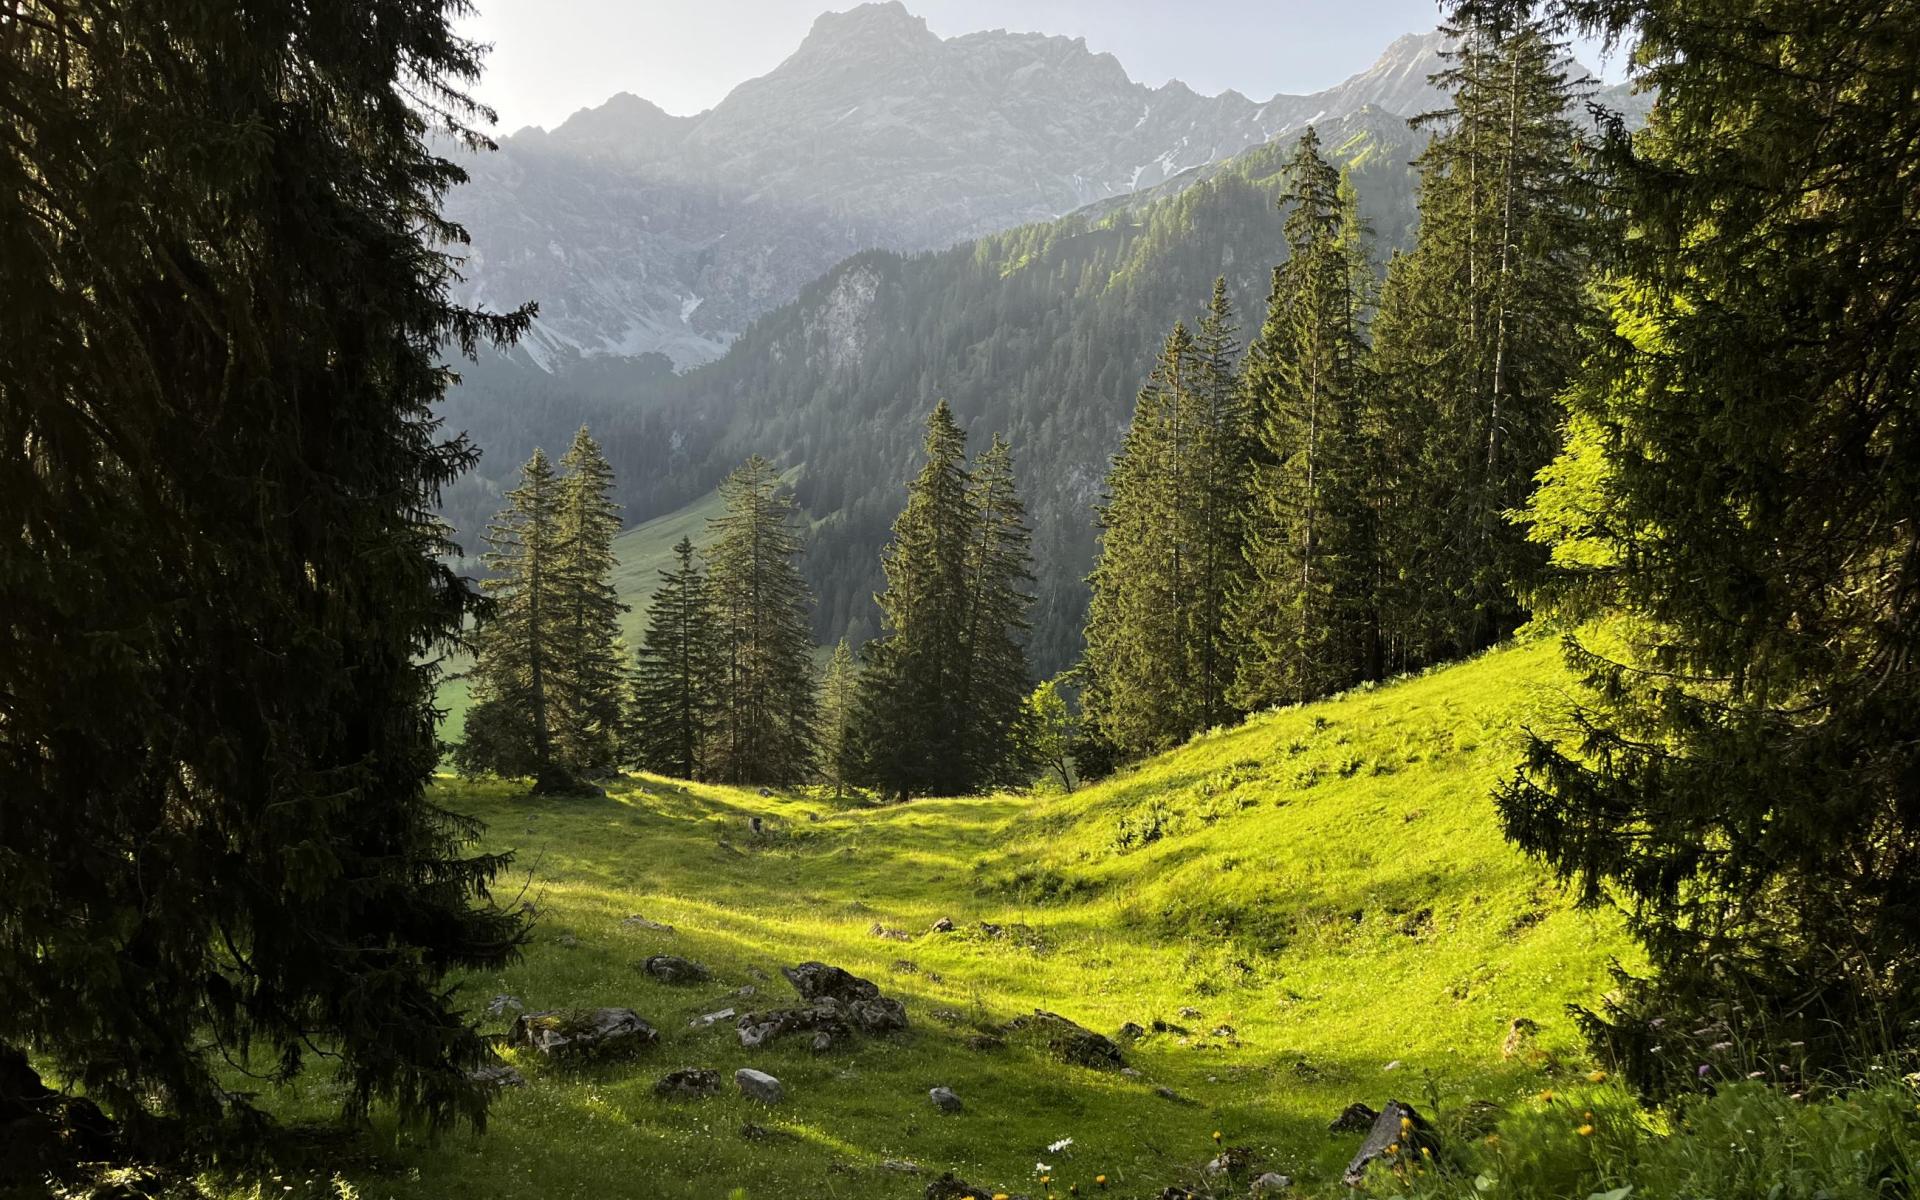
[0,0,532,1151]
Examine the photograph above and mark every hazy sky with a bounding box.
[457,0,1627,134]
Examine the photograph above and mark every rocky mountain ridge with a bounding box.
[445,4,1463,370]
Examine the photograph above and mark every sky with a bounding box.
[456,0,1628,134]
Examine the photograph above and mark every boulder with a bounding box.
[879,1159,923,1174]
[1329,1101,1380,1133]
[1252,1173,1293,1195]
[965,1033,1005,1052]
[1118,1021,1148,1040]
[928,916,955,933]
[654,1067,722,1100]
[1501,1016,1541,1060]
[1178,1006,1204,1020]
[689,1007,737,1029]
[1009,1009,1126,1070]
[621,914,674,933]
[484,993,524,1018]
[735,1068,784,1104]
[1342,1100,1439,1187]
[924,1173,984,1200]
[508,1008,658,1061]
[644,954,711,984]
[469,1061,527,1091]
[783,961,882,1003]
[869,922,912,942]
[1203,1146,1255,1178]
[734,962,909,1051]
[928,1086,963,1114]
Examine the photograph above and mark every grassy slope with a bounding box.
[304,640,1627,1200]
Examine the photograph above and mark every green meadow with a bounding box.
[246,639,1639,1199]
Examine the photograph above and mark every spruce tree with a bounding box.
[854,402,981,800]
[0,0,530,1152]
[458,449,576,791]
[552,427,629,776]
[960,433,1039,790]
[706,456,818,785]
[1369,15,1590,665]
[632,537,721,780]
[1231,127,1375,710]
[816,639,860,798]
[1186,279,1254,731]
[1485,0,1920,1087]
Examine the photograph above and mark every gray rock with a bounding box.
[1179,1005,1204,1020]
[1252,1172,1293,1195]
[689,1007,737,1028]
[643,954,711,984]
[879,1160,922,1175]
[928,916,954,933]
[928,1086,962,1113]
[653,1067,721,1100]
[555,933,580,948]
[508,1008,659,1060]
[735,1068,783,1104]
[1343,1100,1439,1187]
[621,914,674,933]
[468,1062,527,1091]
[1117,1021,1148,1040]
[1203,1147,1254,1177]
[484,994,524,1018]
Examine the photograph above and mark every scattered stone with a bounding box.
[1210,1024,1237,1040]
[654,1067,722,1100]
[621,915,674,933]
[1501,1017,1541,1061]
[688,1008,737,1029]
[735,1068,784,1104]
[879,1160,923,1175]
[928,1086,963,1113]
[1398,907,1435,937]
[468,1062,527,1091]
[1152,1018,1190,1035]
[735,962,909,1051]
[870,922,913,942]
[1179,1006,1204,1020]
[1117,1021,1148,1040]
[1203,1146,1255,1178]
[891,959,918,974]
[924,1172,984,1200]
[965,1033,1005,1052]
[484,993,524,1018]
[1120,1066,1142,1077]
[758,787,772,797]
[928,916,954,933]
[1007,1009,1126,1070]
[555,933,580,948]
[1342,1100,1439,1188]
[931,1008,967,1026]
[1329,1102,1379,1133]
[508,1008,659,1060]
[736,985,758,999]
[1252,1172,1293,1195]
[1383,1059,1402,1072]
[643,954,711,984]
[1154,1085,1195,1105]
[739,1122,792,1142]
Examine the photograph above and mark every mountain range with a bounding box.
[444,3,1461,370]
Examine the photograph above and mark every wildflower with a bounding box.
[1212,1130,1222,1143]
[1421,1147,1433,1159]
[1710,1041,1733,1052]
[1049,1137,1075,1153]
[995,1194,1010,1200]
[1400,1116,1413,1131]
[1484,1134,1501,1147]
[1537,1089,1555,1102]
[1096,1176,1107,1187]
[1386,1143,1399,1156]
[1577,1124,1594,1137]
[1588,1069,1608,1083]
[1747,1071,1767,1080]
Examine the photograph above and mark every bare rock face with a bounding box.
[509,1008,659,1061]
[1343,1100,1440,1187]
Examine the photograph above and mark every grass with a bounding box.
[230,639,1647,1200]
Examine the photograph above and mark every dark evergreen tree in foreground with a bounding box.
[552,427,630,775]
[706,456,819,785]
[632,538,721,780]
[1231,128,1377,710]
[855,404,1036,799]
[1484,0,1920,1089]
[0,0,530,1156]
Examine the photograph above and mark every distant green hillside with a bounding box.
[309,640,1635,1199]
[439,107,1423,673]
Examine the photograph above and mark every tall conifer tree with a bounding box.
[706,456,818,785]
[552,427,629,776]
[632,537,720,780]
[1,0,530,1148]
[960,433,1039,789]
[816,639,860,798]
[1231,127,1375,710]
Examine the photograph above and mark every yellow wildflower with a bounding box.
[1538,1089,1555,1102]
[1588,1069,1609,1083]
[1577,1124,1595,1137]
[1386,1143,1399,1155]
[1212,1130,1222,1143]
[1485,1134,1501,1147]
[1097,1176,1108,1186]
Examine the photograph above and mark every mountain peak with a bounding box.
[799,2,938,54]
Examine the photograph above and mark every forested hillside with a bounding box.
[442,108,1422,671]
